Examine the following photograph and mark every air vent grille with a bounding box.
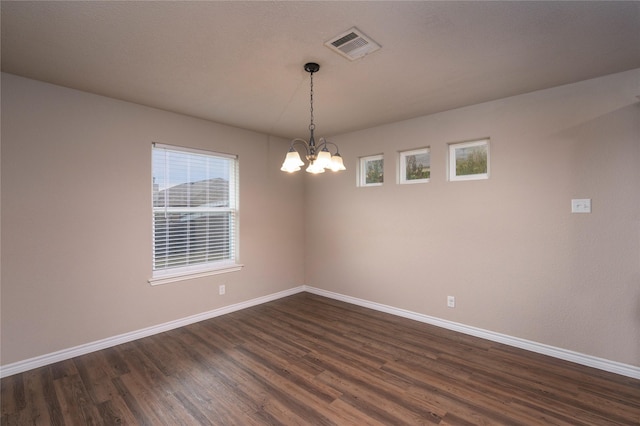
[331,32,359,48]
[325,27,381,61]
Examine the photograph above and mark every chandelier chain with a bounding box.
[309,71,315,131]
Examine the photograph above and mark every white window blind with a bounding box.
[151,144,239,281]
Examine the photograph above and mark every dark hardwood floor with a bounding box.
[2,292,639,425]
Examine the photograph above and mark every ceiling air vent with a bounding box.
[324,27,381,61]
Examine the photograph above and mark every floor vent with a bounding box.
[324,27,381,61]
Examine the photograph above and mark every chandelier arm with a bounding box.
[289,138,311,155]
[317,138,341,154]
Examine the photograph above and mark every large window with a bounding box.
[151,143,240,284]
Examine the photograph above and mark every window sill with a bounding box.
[149,263,244,286]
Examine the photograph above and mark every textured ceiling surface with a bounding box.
[2,1,639,139]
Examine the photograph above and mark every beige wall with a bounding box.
[305,69,640,367]
[1,73,305,365]
[2,69,639,370]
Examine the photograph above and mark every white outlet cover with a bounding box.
[571,198,591,213]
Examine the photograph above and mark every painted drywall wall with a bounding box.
[0,73,305,365]
[2,69,639,370]
[305,69,640,367]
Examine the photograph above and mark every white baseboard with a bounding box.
[3,285,638,380]
[0,286,306,378]
[303,286,640,380]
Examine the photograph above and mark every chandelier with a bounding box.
[280,63,346,174]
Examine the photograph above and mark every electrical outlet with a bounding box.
[219,284,226,295]
[571,198,591,213]
[447,296,455,308]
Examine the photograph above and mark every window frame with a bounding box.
[149,143,242,285]
[448,139,490,181]
[399,147,431,184]
[358,154,384,187]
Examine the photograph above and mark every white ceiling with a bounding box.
[2,1,639,140]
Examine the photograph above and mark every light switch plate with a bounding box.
[571,199,591,213]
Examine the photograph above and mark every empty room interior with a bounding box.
[1,1,639,424]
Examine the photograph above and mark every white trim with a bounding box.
[3,285,638,380]
[0,286,305,378]
[303,286,640,380]
[149,263,244,285]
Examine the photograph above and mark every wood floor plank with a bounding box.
[96,393,140,425]
[49,359,78,382]
[1,373,26,417]
[53,373,103,426]
[383,359,556,425]
[73,352,120,405]
[326,397,389,426]
[170,325,280,420]
[316,368,443,425]
[22,368,59,425]
[239,341,342,405]
[111,375,163,426]
[2,292,639,425]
